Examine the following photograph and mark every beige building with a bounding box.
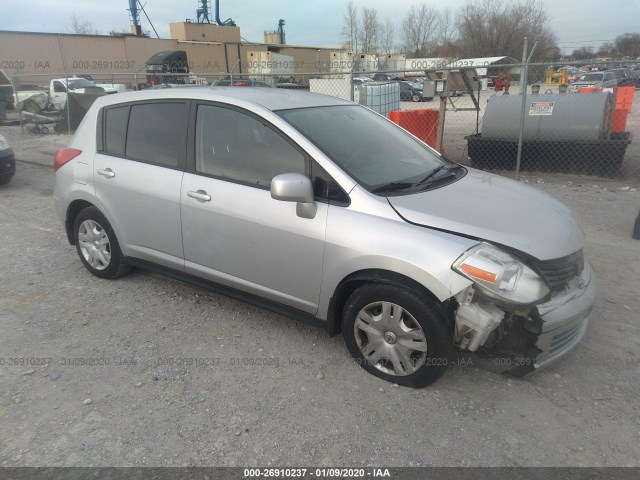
[0,22,347,84]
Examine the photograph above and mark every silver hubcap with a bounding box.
[354,301,428,376]
[78,220,111,271]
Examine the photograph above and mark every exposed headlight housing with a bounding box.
[453,243,550,305]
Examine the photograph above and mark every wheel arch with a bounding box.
[326,268,449,337]
[65,199,95,244]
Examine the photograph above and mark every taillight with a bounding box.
[54,148,82,171]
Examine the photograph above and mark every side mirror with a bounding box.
[271,173,317,219]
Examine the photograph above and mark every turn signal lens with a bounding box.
[459,263,498,283]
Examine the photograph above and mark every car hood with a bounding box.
[387,169,584,261]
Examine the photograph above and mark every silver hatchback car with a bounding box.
[53,88,596,387]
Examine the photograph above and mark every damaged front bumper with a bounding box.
[534,261,596,368]
[453,261,596,375]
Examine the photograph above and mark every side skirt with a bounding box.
[125,257,328,332]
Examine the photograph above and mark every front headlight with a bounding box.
[0,135,10,152]
[452,243,550,305]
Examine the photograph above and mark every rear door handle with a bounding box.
[97,168,115,178]
[187,190,211,202]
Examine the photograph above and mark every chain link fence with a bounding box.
[5,60,639,180]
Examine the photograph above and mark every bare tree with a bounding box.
[380,18,395,54]
[597,42,615,57]
[68,13,99,35]
[570,46,595,61]
[401,4,437,58]
[456,0,556,61]
[435,8,458,57]
[614,33,640,58]
[341,1,360,53]
[358,7,380,54]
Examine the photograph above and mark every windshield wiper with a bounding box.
[417,165,445,184]
[417,164,463,185]
[371,165,464,194]
[371,181,422,194]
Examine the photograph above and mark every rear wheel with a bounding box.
[342,283,451,387]
[73,207,130,279]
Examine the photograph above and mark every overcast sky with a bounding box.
[0,0,638,55]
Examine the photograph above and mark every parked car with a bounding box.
[610,68,635,87]
[150,83,210,89]
[53,88,595,387]
[566,68,585,83]
[212,79,271,87]
[352,77,374,85]
[398,80,431,102]
[569,71,617,92]
[372,73,391,81]
[0,134,16,185]
[274,83,308,90]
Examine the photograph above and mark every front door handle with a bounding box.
[97,168,115,178]
[187,190,212,202]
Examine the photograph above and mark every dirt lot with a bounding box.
[0,126,639,468]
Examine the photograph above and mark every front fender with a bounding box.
[316,205,477,320]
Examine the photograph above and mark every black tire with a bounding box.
[0,175,11,185]
[342,283,452,388]
[31,126,40,134]
[41,126,49,135]
[412,93,421,102]
[73,206,130,279]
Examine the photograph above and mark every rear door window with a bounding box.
[126,102,187,167]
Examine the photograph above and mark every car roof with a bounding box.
[92,87,352,111]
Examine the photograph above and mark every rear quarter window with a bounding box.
[104,106,129,156]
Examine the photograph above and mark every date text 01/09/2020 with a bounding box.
[243,467,391,478]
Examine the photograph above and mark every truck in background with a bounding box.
[0,71,114,114]
[48,77,106,110]
[145,50,190,87]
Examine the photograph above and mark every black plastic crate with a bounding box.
[466,132,632,177]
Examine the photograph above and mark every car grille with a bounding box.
[531,250,584,293]
[549,321,585,357]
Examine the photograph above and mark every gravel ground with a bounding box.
[0,131,639,467]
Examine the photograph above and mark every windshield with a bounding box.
[68,78,95,89]
[580,73,603,82]
[277,105,444,189]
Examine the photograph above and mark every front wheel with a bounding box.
[412,93,421,102]
[73,206,130,279]
[342,283,451,387]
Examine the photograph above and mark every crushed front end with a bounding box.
[449,244,596,375]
